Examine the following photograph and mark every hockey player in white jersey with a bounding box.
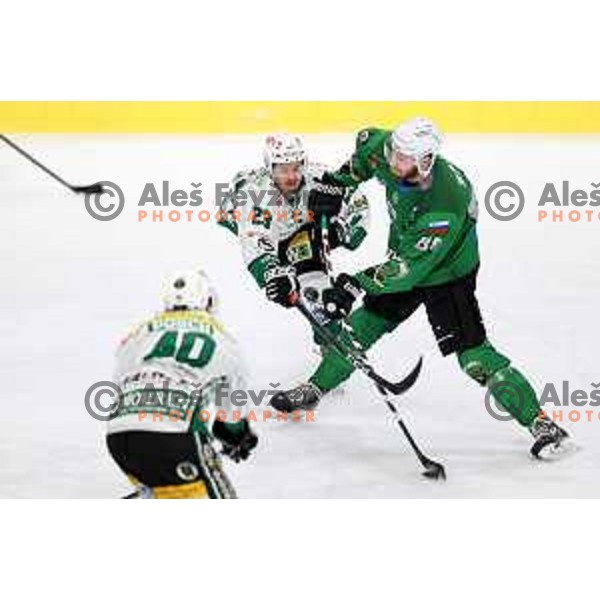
[106,269,258,499]
[219,134,369,410]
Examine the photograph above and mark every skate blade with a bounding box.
[535,438,579,461]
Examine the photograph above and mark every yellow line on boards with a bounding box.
[1,102,599,133]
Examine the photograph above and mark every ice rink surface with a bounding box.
[2,133,599,498]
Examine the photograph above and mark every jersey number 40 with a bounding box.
[143,331,216,369]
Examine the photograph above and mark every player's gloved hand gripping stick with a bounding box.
[316,217,420,395]
[293,294,422,396]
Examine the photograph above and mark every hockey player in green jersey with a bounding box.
[270,117,568,458]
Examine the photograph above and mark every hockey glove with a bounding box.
[213,419,258,463]
[307,174,347,219]
[325,218,348,250]
[265,265,299,308]
[322,273,363,320]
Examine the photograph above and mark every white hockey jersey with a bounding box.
[107,310,248,435]
[218,163,369,287]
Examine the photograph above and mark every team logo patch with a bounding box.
[176,461,200,482]
[348,192,368,212]
[371,258,409,287]
[286,230,313,264]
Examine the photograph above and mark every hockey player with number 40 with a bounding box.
[271,117,569,459]
[106,269,258,499]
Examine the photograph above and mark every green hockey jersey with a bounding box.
[332,128,480,294]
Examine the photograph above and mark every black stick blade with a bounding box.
[121,490,142,499]
[386,356,423,396]
[422,460,446,481]
[72,183,105,194]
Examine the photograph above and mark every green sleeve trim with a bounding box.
[248,253,280,288]
[356,212,465,294]
[219,420,247,435]
[343,226,367,250]
[331,128,391,188]
[217,218,238,235]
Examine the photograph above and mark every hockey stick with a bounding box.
[121,488,149,499]
[295,298,422,397]
[383,400,446,480]
[311,220,445,479]
[198,434,238,499]
[296,299,445,479]
[319,215,380,364]
[0,134,104,194]
[315,216,421,395]
[320,215,334,276]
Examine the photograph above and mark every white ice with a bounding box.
[2,133,599,498]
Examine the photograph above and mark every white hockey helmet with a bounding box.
[385,117,442,176]
[263,133,307,173]
[160,268,218,313]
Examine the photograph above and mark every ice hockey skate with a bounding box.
[530,415,569,459]
[270,382,323,413]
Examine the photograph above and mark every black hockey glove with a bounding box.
[323,218,348,250]
[307,174,347,219]
[322,273,363,320]
[265,266,299,308]
[213,419,258,463]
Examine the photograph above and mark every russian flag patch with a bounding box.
[424,220,450,236]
